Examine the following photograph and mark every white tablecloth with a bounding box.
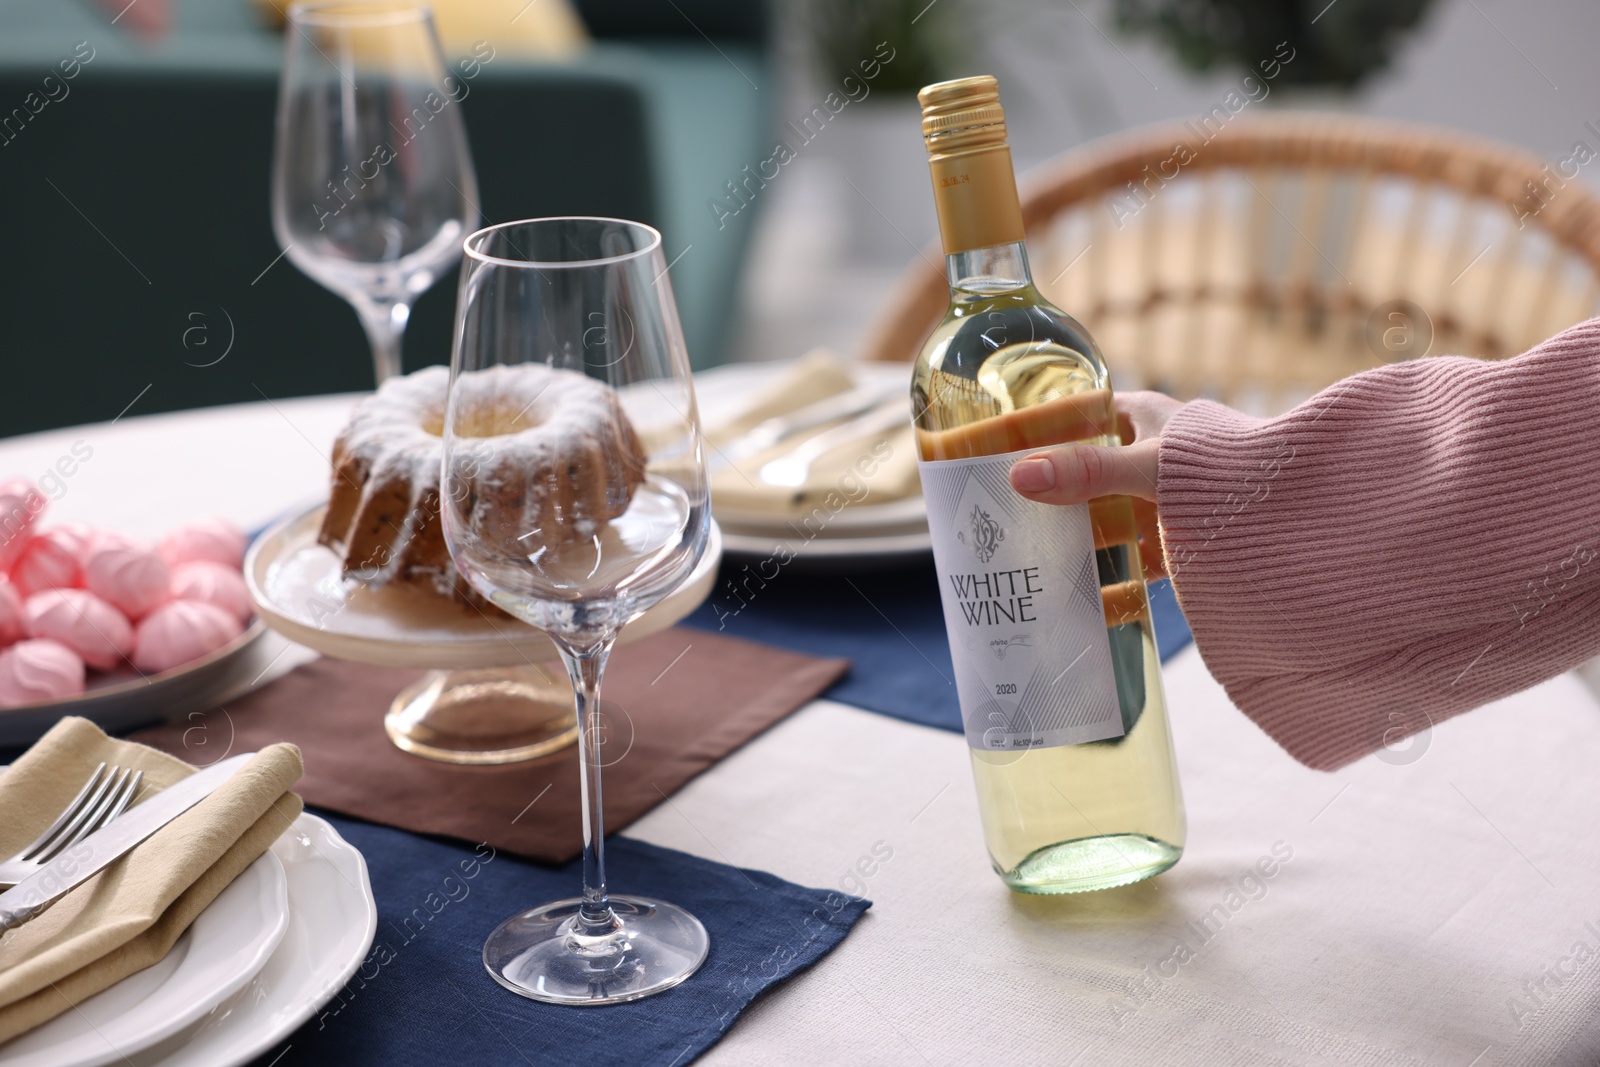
[5,395,1600,1066]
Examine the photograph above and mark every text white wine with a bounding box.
[911,75,1185,894]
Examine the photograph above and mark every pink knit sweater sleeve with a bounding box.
[1157,317,1600,770]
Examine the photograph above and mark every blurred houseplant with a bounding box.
[802,0,968,262]
[806,0,966,93]
[1111,0,1435,90]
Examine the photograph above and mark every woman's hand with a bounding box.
[1008,390,1183,579]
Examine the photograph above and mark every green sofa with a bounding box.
[0,0,770,436]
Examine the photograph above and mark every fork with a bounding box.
[0,762,144,889]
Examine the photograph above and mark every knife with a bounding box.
[0,751,256,933]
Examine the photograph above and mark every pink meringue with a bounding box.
[132,599,242,674]
[50,523,104,563]
[23,588,134,671]
[83,540,170,620]
[0,639,85,706]
[158,518,247,570]
[170,561,252,623]
[0,478,46,571]
[87,529,141,553]
[11,529,84,598]
[0,579,22,645]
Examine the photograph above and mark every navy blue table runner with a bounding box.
[256,819,869,1067]
[685,560,1193,732]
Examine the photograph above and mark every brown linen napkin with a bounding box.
[134,627,847,864]
[0,718,303,1044]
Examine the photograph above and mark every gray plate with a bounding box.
[0,622,307,747]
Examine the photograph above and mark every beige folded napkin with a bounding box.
[711,424,920,518]
[708,349,921,520]
[0,718,303,1045]
[703,348,859,448]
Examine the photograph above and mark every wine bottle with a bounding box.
[911,75,1186,894]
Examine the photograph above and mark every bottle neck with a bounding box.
[947,240,1033,297]
[926,141,1026,260]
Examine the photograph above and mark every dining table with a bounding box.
[6,390,1600,1067]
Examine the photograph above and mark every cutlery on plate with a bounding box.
[0,762,144,889]
[715,380,902,468]
[0,752,255,933]
[757,401,910,489]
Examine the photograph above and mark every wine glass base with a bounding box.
[384,666,579,765]
[483,896,710,1006]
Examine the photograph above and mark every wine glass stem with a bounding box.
[559,639,624,938]
[359,299,411,384]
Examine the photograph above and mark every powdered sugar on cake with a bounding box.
[317,364,648,605]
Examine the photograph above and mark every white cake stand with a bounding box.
[245,504,721,765]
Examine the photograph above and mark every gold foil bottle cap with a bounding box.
[918,75,1008,153]
[918,74,1024,253]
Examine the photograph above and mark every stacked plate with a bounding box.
[0,814,376,1067]
[695,356,930,568]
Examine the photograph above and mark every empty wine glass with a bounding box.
[272,0,479,383]
[441,217,711,1005]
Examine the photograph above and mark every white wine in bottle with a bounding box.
[911,75,1185,894]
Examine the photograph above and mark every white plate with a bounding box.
[246,505,722,670]
[712,493,930,539]
[0,849,290,1067]
[128,814,377,1067]
[0,622,279,747]
[720,527,934,569]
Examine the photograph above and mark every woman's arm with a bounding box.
[1014,317,1600,770]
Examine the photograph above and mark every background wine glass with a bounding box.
[441,217,711,1005]
[272,1,478,384]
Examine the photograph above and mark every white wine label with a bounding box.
[919,447,1125,751]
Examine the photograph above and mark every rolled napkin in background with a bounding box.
[0,718,303,1044]
[702,348,858,448]
[706,349,920,519]
[711,423,919,517]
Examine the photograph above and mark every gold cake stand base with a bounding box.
[385,665,580,765]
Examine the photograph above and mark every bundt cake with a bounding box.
[318,364,648,604]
